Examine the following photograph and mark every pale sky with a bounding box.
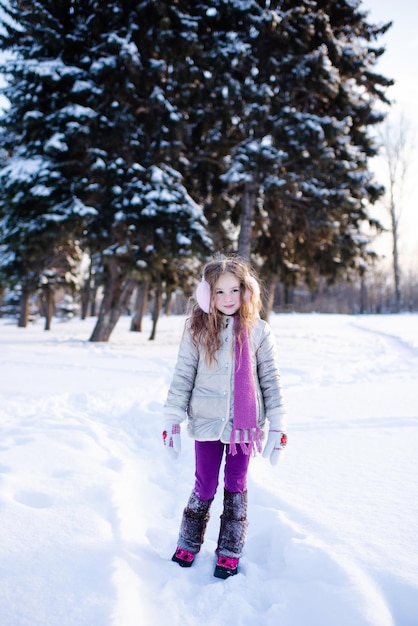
[361,0,418,268]
[363,0,418,116]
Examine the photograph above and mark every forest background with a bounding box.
[0,0,417,342]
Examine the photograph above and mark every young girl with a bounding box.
[163,256,287,579]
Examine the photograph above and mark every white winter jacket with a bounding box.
[164,315,286,444]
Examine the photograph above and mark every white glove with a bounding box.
[162,423,181,460]
[262,430,287,466]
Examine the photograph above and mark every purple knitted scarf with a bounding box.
[230,317,262,456]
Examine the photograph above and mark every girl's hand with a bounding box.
[163,423,181,460]
[262,430,287,466]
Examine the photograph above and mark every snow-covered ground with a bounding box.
[0,312,417,626]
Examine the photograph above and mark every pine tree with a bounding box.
[0,0,99,326]
[167,1,392,295]
[251,0,393,293]
[80,1,212,340]
[0,0,211,339]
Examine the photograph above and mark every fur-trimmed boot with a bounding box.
[172,491,213,567]
[214,489,248,578]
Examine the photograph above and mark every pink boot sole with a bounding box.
[172,547,195,568]
[214,556,239,579]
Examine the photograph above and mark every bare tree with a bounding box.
[378,114,414,312]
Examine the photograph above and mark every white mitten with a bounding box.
[262,430,287,466]
[162,423,181,460]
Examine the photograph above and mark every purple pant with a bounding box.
[194,440,251,501]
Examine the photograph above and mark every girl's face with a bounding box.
[214,272,241,315]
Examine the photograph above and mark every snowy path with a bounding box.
[0,314,417,626]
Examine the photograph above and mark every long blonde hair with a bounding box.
[189,256,262,364]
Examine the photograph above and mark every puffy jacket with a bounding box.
[164,315,286,444]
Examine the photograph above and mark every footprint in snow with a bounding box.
[14,489,54,509]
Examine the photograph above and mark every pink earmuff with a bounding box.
[196,278,211,313]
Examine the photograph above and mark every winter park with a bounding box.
[1,1,418,625]
[0,312,417,626]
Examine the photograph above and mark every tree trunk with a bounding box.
[237,181,256,260]
[390,200,401,312]
[81,261,94,320]
[359,272,367,314]
[149,272,163,341]
[44,285,54,331]
[164,289,173,315]
[261,274,278,321]
[90,284,99,317]
[18,288,30,327]
[130,280,149,332]
[89,257,137,342]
